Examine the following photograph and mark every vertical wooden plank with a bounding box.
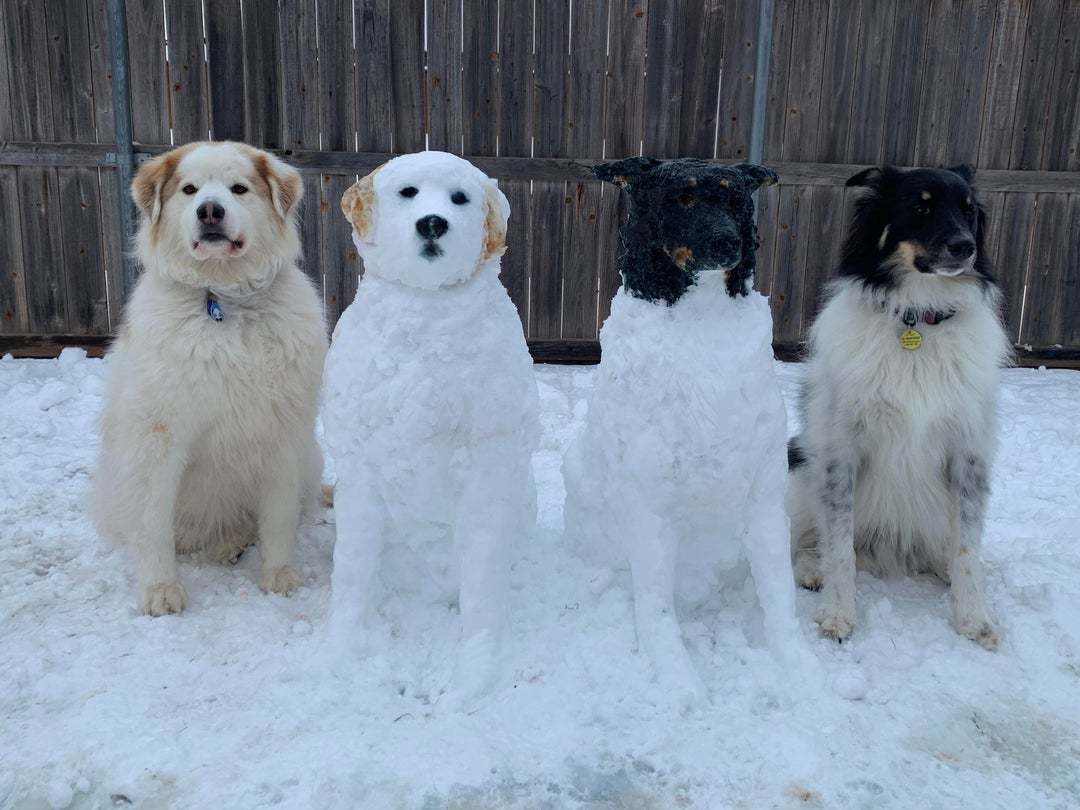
[994,192,1037,342]
[816,0,863,164]
[752,182,781,297]
[1009,0,1064,170]
[278,0,320,150]
[17,168,68,333]
[881,0,931,165]
[318,0,357,152]
[389,0,426,153]
[44,0,97,143]
[320,174,359,325]
[801,185,845,332]
[779,0,829,161]
[126,0,169,144]
[164,0,209,143]
[355,0,393,153]
[716,0,759,160]
[598,0,647,326]
[762,0,795,161]
[1040,1,1080,170]
[945,0,996,165]
[5,0,55,141]
[98,168,125,331]
[0,0,13,140]
[1062,194,1080,346]
[770,185,812,341]
[297,173,324,298]
[845,0,895,164]
[677,0,724,158]
[642,0,687,157]
[1019,194,1071,346]
[461,0,498,157]
[912,0,963,167]
[977,0,1029,169]
[529,0,570,340]
[85,0,116,143]
[57,168,109,334]
[241,0,283,148]
[427,0,465,153]
[0,168,29,333]
[205,0,246,141]
[498,0,535,329]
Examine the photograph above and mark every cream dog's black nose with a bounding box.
[197,200,225,225]
[416,215,449,240]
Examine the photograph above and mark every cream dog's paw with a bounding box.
[816,607,855,642]
[261,565,301,596]
[955,613,1000,651]
[141,582,187,616]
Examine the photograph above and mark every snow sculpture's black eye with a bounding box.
[451,191,469,205]
[230,184,248,195]
[400,186,419,198]
[182,184,197,195]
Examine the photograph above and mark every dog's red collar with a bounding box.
[899,307,956,327]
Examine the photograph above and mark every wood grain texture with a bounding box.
[317,0,356,152]
[604,0,648,160]
[912,0,963,167]
[643,0,687,157]
[978,0,1029,169]
[461,0,498,156]
[18,167,68,333]
[770,184,812,341]
[319,174,360,326]
[880,0,930,165]
[677,0,724,158]
[6,0,56,141]
[815,0,862,163]
[946,0,996,165]
[205,0,246,141]
[57,167,108,334]
[1041,1,1080,170]
[1020,193,1072,346]
[44,0,97,144]
[1009,0,1064,170]
[762,0,795,160]
[242,0,283,148]
[389,0,426,153]
[845,0,895,164]
[779,0,829,161]
[84,0,116,143]
[716,0,758,160]
[355,0,393,152]
[0,167,28,332]
[97,167,124,331]
[427,0,465,153]
[125,0,169,144]
[279,0,320,150]
[994,192,1037,341]
[164,0,209,143]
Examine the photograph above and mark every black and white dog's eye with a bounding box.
[399,186,419,198]
[451,191,469,205]
[676,193,696,207]
[914,204,929,215]
[230,184,248,195]
[182,184,197,195]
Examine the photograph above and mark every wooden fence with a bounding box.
[1,0,1079,364]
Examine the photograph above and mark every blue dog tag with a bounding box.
[207,294,223,321]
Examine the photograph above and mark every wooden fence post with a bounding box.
[105,0,139,299]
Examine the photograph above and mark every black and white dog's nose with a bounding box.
[416,215,449,240]
[197,200,225,225]
[947,237,975,259]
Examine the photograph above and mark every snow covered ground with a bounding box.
[2,350,1079,809]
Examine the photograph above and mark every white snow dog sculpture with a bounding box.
[323,151,538,702]
[563,157,804,703]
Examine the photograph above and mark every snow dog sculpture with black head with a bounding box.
[323,151,538,703]
[563,157,804,704]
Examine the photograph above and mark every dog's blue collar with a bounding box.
[206,292,224,321]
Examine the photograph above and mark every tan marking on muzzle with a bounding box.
[669,246,693,269]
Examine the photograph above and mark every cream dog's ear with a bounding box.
[131,145,194,226]
[480,178,511,262]
[341,165,382,239]
[255,152,303,222]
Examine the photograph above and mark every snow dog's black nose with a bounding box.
[415,215,449,240]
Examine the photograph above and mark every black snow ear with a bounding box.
[731,162,778,191]
[592,156,662,188]
[947,164,975,184]
[845,165,900,191]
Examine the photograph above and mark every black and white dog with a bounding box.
[787,165,1010,650]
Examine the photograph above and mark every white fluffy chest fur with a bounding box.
[799,278,1010,570]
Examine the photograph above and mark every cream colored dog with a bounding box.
[93,141,327,615]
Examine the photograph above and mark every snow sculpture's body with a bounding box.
[323,151,538,699]
[564,157,803,700]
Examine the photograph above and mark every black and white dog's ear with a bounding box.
[592,156,662,188]
[845,165,900,191]
[731,162,778,191]
[946,164,975,184]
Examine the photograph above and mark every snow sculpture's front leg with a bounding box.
[446,440,518,704]
[623,501,707,707]
[327,465,388,655]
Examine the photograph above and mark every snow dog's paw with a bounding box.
[321,483,335,508]
[141,581,188,616]
[955,615,1000,651]
[261,565,301,596]
[655,660,709,712]
[816,607,855,642]
[793,552,823,591]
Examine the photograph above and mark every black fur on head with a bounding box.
[593,157,777,304]
[839,165,994,290]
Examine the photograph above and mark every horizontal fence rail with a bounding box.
[1,0,1078,364]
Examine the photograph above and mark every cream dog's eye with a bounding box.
[451,191,469,205]
[230,184,248,195]
[399,186,419,198]
[182,184,197,195]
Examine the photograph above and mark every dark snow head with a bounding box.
[840,164,994,289]
[593,157,777,304]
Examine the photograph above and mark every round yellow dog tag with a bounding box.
[900,328,923,350]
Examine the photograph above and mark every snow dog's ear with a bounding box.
[251,149,303,223]
[946,163,975,184]
[592,156,663,188]
[131,144,194,227]
[730,162,778,191]
[480,177,511,262]
[845,165,902,192]
[341,164,382,239]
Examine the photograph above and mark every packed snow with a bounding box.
[2,349,1080,809]
[564,279,805,707]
